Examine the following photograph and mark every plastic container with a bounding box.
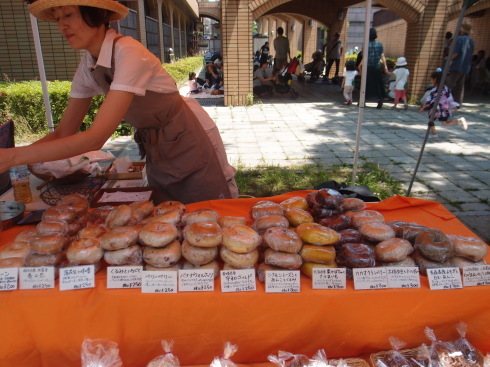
[9,165,33,204]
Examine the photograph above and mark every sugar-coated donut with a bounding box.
[181,239,218,265]
[251,215,289,235]
[256,262,284,283]
[66,238,104,265]
[42,205,77,223]
[300,261,338,278]
[359,222,395,243]
[100,227,140,251]
[104,244,142,265]
[0,241,31,260]
[299,244,336,264]
[0,257,25,268]
[184,221,222,248]
[342,198,366,212]
[218,216,247,228]
[14,228,38,243]
[297,224,341,246]
[280,196,308,210]
[139,222,178,248]
[336,242,376,268]
[222,224,260,254]
[145,264,181,271]
[89,205,114,224]
[378,256,416,267]
[143,210,181,226]
[284,208,314,227]
[263,227,302,254]
[183,260,220,279]
[24,251,63,267]
[29,234,68,254]
[338,229,362,245]
[181,209,219,226]
[60,193,89,216]
[220,246,259,269]
[250,201,284,220]
[412,250,452,276]
[351,210,385,229]
[318,214,350,232]
[264,248,302,270]
[447,234,488,262]
[155,200,186,216]
[452,256,486,269]
[414,228,453,263]
[78,224,107,239]
[375,238,413,262]
[143,240,182,268]
[105,204,132,229]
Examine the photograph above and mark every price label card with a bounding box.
[107,266,142,289]
[220,269,256,293]
[60,265,95,291]
[386,267,420,289]
[312,268,346,290]
[265,270,300,293]
[19,267,55,290]
[178,269,214,292]
[0,268,18,291]
[427,267,463,290]
[142,271,178,293]
[353,268,388,290]
[462,265,490,287]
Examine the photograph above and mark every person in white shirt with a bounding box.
[386,57,410,110]
[341,60,358,105]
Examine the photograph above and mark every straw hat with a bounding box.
[460,22,472,35]
[28,0,129,23]
[395,57,407,66]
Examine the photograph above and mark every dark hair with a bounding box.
[80,6,112,28]
[260,61,268,68]
[445,31,453,39]
[369,28,377,41]
[189,72,196,80]
[345,60,356,71]
[431,71,442,85]
[277,27,284,35]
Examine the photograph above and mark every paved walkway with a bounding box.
[103,81,490,242]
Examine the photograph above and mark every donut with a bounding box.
[378,256,416,267]
[100,227,140,251]
[14,228,38,243]
[155,200,186,216]
[264,248,302,270]
[299,244,336,264]
[310,205,343,219]
[318,214,350,232]
[78,224,107,239]
[29,234,68,254]
[0,241,31,260]
[0,257,25,268]
[67,213,89,236]
[338,229,362,245]
[217,216,247,228]
[250,201,284,220]
[387,221,428,244]
[143,210,181,226]
[222,225,260,254]
[300,262,338,278]
[414,228,454,263]
[24,251,63,267]
[181,239,218,265]
[145,264,181,271]
[284,208,314,227]
[315,189,344,209]
[297,224,341,246]
[351,210,385,229]
[139,222,178,248]
[336,242,376,268]
[280,196,308,210]
[89,205,114,224]
[220,246,259,269]
[60,193,89,216]
[182,260,220,279]
[452,256,486,269]
[447,234,488,262]
[359,222,395,243]
[184,221,222,248]
[105,204,133,229]
[36,219,69,236]
[42,205,77,223]
[66,238,104,265]
[412,250,452,276]
[263,227,302,254]
[143,240,182,268]
[256,262,284,283]
[375,238,413,262]
[129,201,154,221]
[181,209,219,226]
[104,244,142,265]
[251,215,289,235]
[342,198,366,212]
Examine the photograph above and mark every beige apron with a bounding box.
[91,40,232,204]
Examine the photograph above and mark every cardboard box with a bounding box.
[104,162,146,180]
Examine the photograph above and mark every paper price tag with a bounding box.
[142,271,177,293]
[178,269,214,292]
[312,268,346,290]
[353,267,388,290]
[220,269,256,293]
[427,267,463,290]
[60,265,95,291]
[462,265,490,287]
[265,270,300,293]
[19,267,55,290]
[0,268,18,291]
[386,267,420,289]
[107,266,142,289]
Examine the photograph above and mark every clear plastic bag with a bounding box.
[210,342,238,367]
[425,327,466,367]
[268,350,309,367]
[308,349,329,367]
[451,322,484,367]
[147,340,180,367]
[81,338,123,367]
[375,337,412,367]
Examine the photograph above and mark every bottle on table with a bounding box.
[9,165,33,204]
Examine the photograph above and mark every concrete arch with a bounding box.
[199,12,221,22]
[375,0,423,23]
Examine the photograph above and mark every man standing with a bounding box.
[273,27,290,74]
[447,22,474,105]
[323,32,343,81]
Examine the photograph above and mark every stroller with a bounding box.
[302,51,325,82]
[274,58,299,99]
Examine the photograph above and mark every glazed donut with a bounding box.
[145,264,181,271]
[129,201,154,220]
[29,234,68,254]
[336,242,376,268]
[60,193,89,216]
[250,201,284,220]
[0,257,25,268]
[36,219,69,236]
[414,228,454,263]
[42,204,77,223]
[218,216,247,228]
[315,189,344,210]
[452,256,486,269]
[251,215,289,235]
[182,239,218,265]
[448,234,488,262]
[222,224,260,254]
[24,251,63,267]
[0,241,31,260]
[155,200,186,216]
[78,224,107,239]
[300,262,338,278]
[66,238,104,265]
[297,224,341,246]
[318,214,350,232]
[351,210,385,229]
[104,244,142,265]
[378,256,416,268]
[14,228,38,243]
[264,248,303,270]
[310,205,343,219]
[412,250,452,276]
[280,196,308,210]
[143,210,181,226]
[263,227,302,254]
[143,240,182,267]
[184,221,222,248]
[105,204,133,229]
[342,198,366,212]
[359,222,395,243]
[67,213,89,236]
[256,262,284,283]
[139,222,178,248]
[338,229,362,245]
[89,206,114,224]
[299,244,336,264]
[375,238,413,262]
[100,227,140,251]
[387,221,428,244]
[220,246,259,269]
[182,209,219,226]
[182,260,220,279]
[284,208,314,227]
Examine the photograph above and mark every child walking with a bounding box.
[419,70,468,141]
[387,57,409,110]
[341,60,358,105]
[188,72,201,94]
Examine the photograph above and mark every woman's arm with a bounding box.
[380,53,387,72]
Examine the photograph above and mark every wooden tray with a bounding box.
[104,162,146,180]
[90,187,155,207]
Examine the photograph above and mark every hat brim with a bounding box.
[29,0,129,23]
[396,62,407,66]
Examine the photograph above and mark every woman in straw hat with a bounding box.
[1,0,237,204]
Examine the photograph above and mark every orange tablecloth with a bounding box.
[0,192,489,367]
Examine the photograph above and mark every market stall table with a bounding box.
[0,192,489,366]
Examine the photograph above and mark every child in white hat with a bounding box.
[387,57,410,110]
